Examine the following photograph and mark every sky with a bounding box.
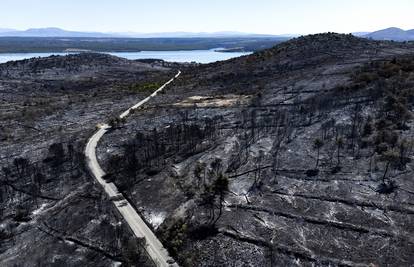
[1,0,414,34]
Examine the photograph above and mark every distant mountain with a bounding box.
[4,27,414,41]
[0,27,114,38]
[364,27,414,41]
[0,27,291,39]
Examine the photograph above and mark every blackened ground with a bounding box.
[97,34,414,266]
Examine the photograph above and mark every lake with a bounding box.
[0,50,251,64]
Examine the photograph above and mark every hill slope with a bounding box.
[1,34,414,266]
[96,33,414,266]
[0,53,174,267]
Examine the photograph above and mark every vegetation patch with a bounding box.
[128,81,163,93]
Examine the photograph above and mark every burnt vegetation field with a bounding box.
[1,33,414,266]
[0,53,177,266]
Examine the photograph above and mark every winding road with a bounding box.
[85,71,181,267]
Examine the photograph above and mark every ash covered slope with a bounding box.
[0,53,176,266]
[97,33,414,266]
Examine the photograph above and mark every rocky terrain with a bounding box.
[1,33,414,266]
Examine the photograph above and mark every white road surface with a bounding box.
[85,71,181,267]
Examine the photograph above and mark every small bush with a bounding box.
[305,169,319,177]
[331,166,342,174]
[13,207,31,222]
[188,224,218,240]
[376,181,398,194]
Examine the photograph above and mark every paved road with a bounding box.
[85,71,181,267]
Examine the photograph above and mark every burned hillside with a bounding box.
[96,34,414,266]
[1,33,414,266]
[0,53,176,266]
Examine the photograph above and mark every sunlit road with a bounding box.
[85,71,181,267]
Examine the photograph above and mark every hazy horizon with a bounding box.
[1,0,414,35]
[0,27,299,36]
[0,27,412,37]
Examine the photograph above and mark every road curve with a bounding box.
[85,71,181,267]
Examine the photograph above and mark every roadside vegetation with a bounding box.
[128,81,163,93]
